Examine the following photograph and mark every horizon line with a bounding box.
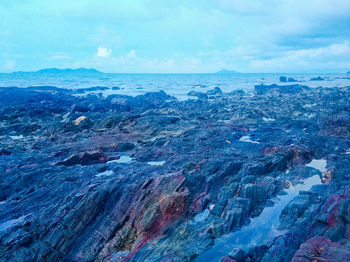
[1,68,349,75]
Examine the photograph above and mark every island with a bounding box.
[215,69,240,74]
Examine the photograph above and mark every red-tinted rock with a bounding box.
[292,236,350,262]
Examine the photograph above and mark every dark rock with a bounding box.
[115,142,135,152]
[310,76,325,81]
[26,86,71,93]
[288,77,297,82]
[0,148,11,155]
[74,86,110,93]
[228,248,245,262]
[207,86,222,95]
[255,84,310,94]
[188,91,208,99]
[279,76,288,82]
[221,256,237,262]
[292,236,350,262]
[72,105,90,113]
[55,150,117,166]
[228,89,244,95]
[1,84,350,262]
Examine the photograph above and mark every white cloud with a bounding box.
[128,49,136,58]
[96,47,112,58]
[2,0,350,72]
[216,0,276,15]
[250,42,350,72]
[74,50,206,73]
[3,60,16,70]
[51,54,70,60]
[88,27,122,47]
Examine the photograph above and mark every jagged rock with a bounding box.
[280,76,298,83]
[207,87,222,95]
[292,236,350,262]
[0,84,350,262]
[188,91,208,99]
[279,76,288,82]
[310,76,325,81]
[221,256,237,262]
[228,248,245,262]
[55,150,117,166]
[255,84,310,94]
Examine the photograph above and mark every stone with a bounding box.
[228,248,245,262]
[279,76,288,82]
[207,86,222,95]
[55,150,117,166]
[1,83,350,262]
[310,76,325,81]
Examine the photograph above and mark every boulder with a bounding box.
[55,150,117,166]
[292,236,350,262]
[207,86,222,95]
[279,76,288,82]
[310,76,324,81]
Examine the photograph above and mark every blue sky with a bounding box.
[1,0,350,73]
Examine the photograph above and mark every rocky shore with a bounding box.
[0,83,350,261]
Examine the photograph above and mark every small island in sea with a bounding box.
[6,68,102,75]
[215,69,240,74]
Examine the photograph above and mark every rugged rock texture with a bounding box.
[0,84,350,261]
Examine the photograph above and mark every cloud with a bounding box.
[75,49,206,73]
[96,47,112,58]
[2,60,16,71]
[88,27,122,47]
[1,0,350,72]
[250,42,350,72]
[51,54,70,60]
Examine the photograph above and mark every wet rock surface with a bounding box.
[0,84,350,261]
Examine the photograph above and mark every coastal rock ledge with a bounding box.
[0,85,350,262]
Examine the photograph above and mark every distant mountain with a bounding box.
[37,68,102,74]
[7,68,103,75]
[215,69,240,74]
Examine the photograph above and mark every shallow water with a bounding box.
[96,170,114,177]
[110,250,130,262]
[262,117,275,122]
[195,174,322,261]
[109,156,134,164]
[108,156,166,166]
[9,135,24,140]
[0,215,29,233]
[306,159,327,173]
[239,136,260,144]
[147,161,165,166]
[194,209,210,223]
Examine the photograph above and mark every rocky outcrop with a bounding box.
[0,84,350,261]
[292,236,350,262]
[255,84,310,95]
[310,76,325,81]
[55,150,117,166]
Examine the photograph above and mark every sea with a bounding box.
[1,72,350,101]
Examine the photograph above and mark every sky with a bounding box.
[1,0,350,73]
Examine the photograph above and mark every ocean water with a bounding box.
[195,173,322,261]
[1,73,350,100]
